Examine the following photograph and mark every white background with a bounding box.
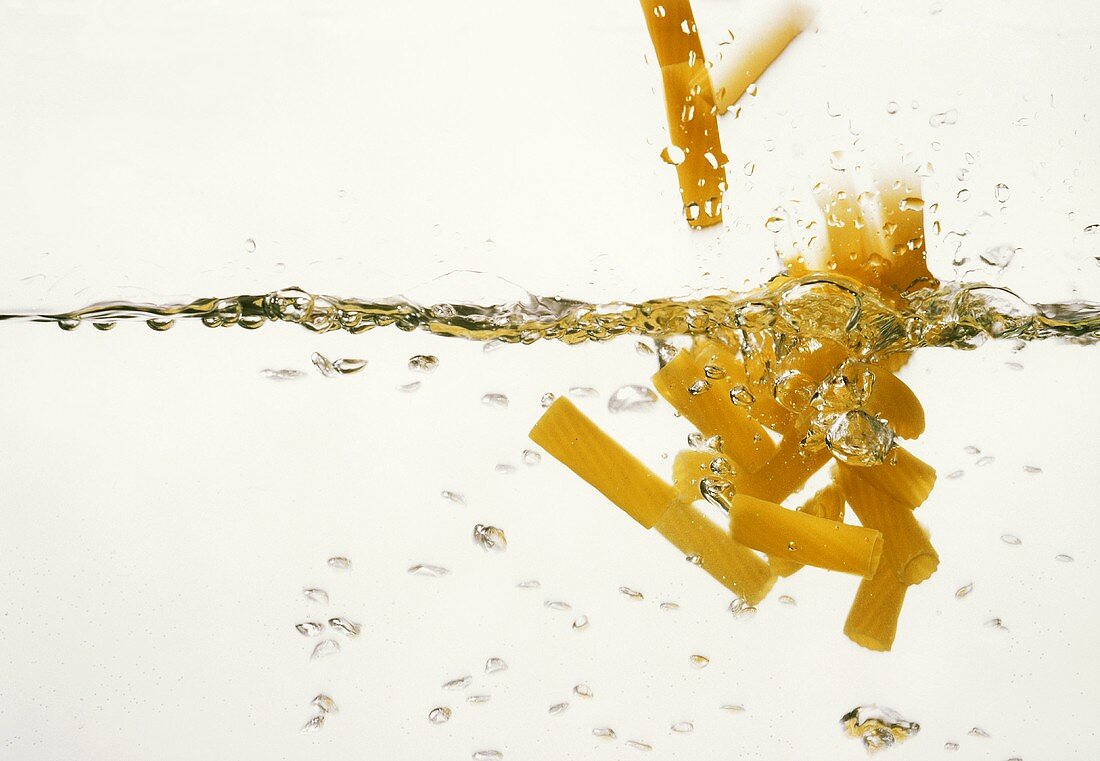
[1,1,1099,759]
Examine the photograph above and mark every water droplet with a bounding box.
[688,379,711,396]
[980,245,1016,269]
[690,654,710,669]
[626,740,653,751]
[540,392,557,408]
[522,449,542,466]
[619,586,644,600]
[328,617,361,637]
[303,588,329,604]
[472,751,503,761]
[408,354,439,373]
[549,702,569,716]
[605,384,658,414]
[994,183,1011,203]
[481,393,509,408]
[574,683,593,698]
[333,358,367,375]
[310,639,340,660]
[311,352,338,378]
[928,109,958,127]
[260,368,306,381]
[441,491,466,506]
[825,410,895,466]
[245,238,257,253]
[327,556,351,571]
[467,694,491,704]
[660,602,680,611]
[312,694,338,714]
[296,622,325,637]
[545,601,572,611]
[886,101,899,114]
[442,675,473,690]
[969,726,990,738]
[1023,465,1042,474]
[660,145,686,165]
[1001,534,1022,546]
[572,615,590,630]
[301,714,325,733]
[592,727,617,739]
[671,721,694,733]
[473,524,508,552]
[485,657,508,674]
[408,564,450,577]
[976,455,995,466]
[517,579,541,589]
[569,386,599,399]
[1056,554,1074,563]
[428,707,451,725]
[779,595,796,606]
[955,582,974,599]
[943,741,958,751]
[947,470,965,479]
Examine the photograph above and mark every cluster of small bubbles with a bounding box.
[408,354,439,373]
[545,600,572,611]
[310,639,340,660]
[327,556,352,571]
[689,654,710,669]
[473,524,508,552]
[428,707,452,725]
[1001,534,1022,546]
[955,582,974,599]
[485,657,508,674]
[549,702,569,716]
[481,393,509,409]
[825,410,896,466]
[408,564,450,577]
[260,368,306,381]
[619,586,644,600]
[443,675,473,690]
[328,617,361,637]
[303,588,329,604]
[608,385,658,413]
[296,622,324,637]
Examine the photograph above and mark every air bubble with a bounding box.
[619,586,644,600]
[473,524,508,552]
[303,588,329,604]
[955,582,974,599]
[408,564,450,577]
[428,707,452,725]
[690,654,710,669]
[549,702,569,716]
[481,393,509,409]
[408,355,439,373]
[485,657,508,674]
[327,556,351,571]
[608,385,658,413]
[442,675,473,690]
[296,622,324,637]
[310,639,340,660]
[328,617,361,637]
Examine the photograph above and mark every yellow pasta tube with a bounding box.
[672,449,731,503]
[844,561,909,651]
[529,397,675,529]
[841,447,936,510]
[767,483,846,577]
[655,500,776,604]
[653,350,777,471]
[836,467,938,585]
[859,363,925,440]
[640,0,727,228]
[731,431,831,504]
[696,0,814,113]
[729,494,883,578]
[692,339,792,434]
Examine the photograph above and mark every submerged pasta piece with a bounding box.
[640,0,726,228]
[729,494,883,578]
[655,500,776,604]
[530,397,675,529]
[697,0,814,113]
[844,561,910,651]
[653,350,777,471]
[692,339,792,433]
[836,467,938,585]
[841,447,936,510]
[768,483,847,577]
[858,363,925,440]
[731,431,831,504]
[672,449,732,503]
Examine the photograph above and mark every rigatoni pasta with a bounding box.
[844,562,910,651]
